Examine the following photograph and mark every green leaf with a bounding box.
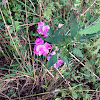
[95,38,100,46]
[62,70,70,76]
[47,55,57,69]
[11,63,19,67]
[45,23,69,44]
[62,56,69,66]
[83,94,90,100]
[48,28,54,37]
[79,21,100,35]
[85,62,92,70]
[72,48,83,58]
[9,28,13,33]
[13,37,18,41]
[72,74,80,80]
[72,91,78,99]
[86,11,91,21]
[78,72,90,78]
[10,40,13,46]
[41,85,47,89]
[4,32,9,37]
[60,48,67,58]
[92,46,100,54]
[69,87,73,91]
[14,21,20,31]
[61,91,66,97]
[45,35,64,44]
[79,33,99,41]
[70,17,78,37]
[57,22,68,35]
[12,7,18,12]
[55,2,62,8]
[43,9,52,19]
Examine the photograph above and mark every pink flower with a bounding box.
[44,42,52,49]
[54,63,58,69]
[33,38,52,56]
[38,22,45,26]
[37,22,50,37]
[33,45,39,55]
[36,45,49,56]
[58,60,64,66]
[44,32,49,37]
[47,51,56,60]
[43,25,50,32]
[54,60,63,69]
[35,38,44,45]
[37,26,43,35]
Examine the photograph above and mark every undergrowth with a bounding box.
[0,0,100,100]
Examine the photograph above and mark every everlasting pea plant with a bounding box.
[33,22,63,68]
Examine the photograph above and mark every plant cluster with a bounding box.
[0,0,100,100]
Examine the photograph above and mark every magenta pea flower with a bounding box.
[44,42,52,49]
[33,45,39,55]
[47,51,56,60]
[58,60,64,66]
[36,45,49,56]
[37,21,50,37]
[37,26,43,35]
[33,38,52,56]
[43,32,49,37]
[54,60,63,69]
[34,45,49,56]
[35,38,44,45]
[43,25,50,31]
[38,22,45,26]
